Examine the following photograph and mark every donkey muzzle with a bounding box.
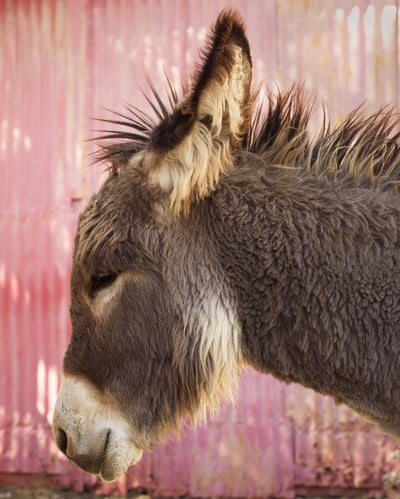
[52,374,143,482]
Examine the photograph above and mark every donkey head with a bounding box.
[53,10,252,482]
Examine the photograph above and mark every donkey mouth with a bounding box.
[60,427,142,483]
[98,429,112,480]
[98,429,143,482]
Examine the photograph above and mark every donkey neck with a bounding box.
[209,164,400,430]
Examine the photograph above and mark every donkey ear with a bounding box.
[144,9,252,216]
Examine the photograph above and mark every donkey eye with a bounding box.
[90,273,118,296]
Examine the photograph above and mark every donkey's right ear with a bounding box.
[143,9,253,216]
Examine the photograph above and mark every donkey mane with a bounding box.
[96,83,400,190]
[94,78,181,167]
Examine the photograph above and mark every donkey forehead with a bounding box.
[88,168,146,217]
[74,175,158,271]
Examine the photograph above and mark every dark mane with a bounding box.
[95,82,400,186]
[93,78,183,168]
[248,87,400,184]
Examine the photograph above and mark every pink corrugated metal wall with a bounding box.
[1,0,400,496]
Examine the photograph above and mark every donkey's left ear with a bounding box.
[144,9,252,216]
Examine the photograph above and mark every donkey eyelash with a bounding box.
[90,273,118,296]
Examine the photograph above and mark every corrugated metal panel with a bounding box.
[1,0,400,496]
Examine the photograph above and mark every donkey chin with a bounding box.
[53,374,143,482]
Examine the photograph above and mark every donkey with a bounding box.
[53,9,400,482]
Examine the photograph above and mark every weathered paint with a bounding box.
[1,0,400,496]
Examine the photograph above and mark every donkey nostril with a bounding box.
[55,428,68,455]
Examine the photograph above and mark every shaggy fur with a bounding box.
[54,8,400,482]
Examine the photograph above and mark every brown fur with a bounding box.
[55,8,400,481]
